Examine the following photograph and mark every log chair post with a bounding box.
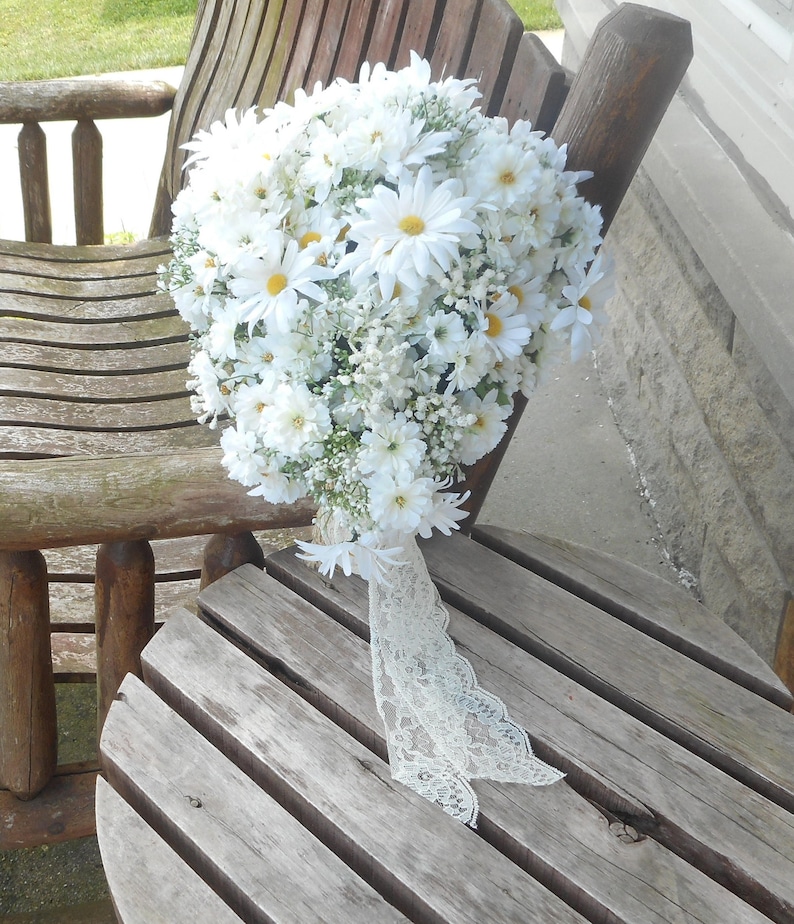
[19,122,52,243]
[458,4,693,527]
[73,119,104,245]
[200,532,266,591]
[0,550,57,800]
[95,540,155,736]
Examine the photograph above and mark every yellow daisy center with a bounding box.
[579,295,592,312]
[204,256,216,268]
[299,231,322,249]
[399,215,425,236]
[485,312,503,338]
[292,415,305,430]
[267,273,288,296]
[507,284,524,305]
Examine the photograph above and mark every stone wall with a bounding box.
[555,0,794,666]
[596,170,792,664]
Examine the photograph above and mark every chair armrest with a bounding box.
[0,78,176,124]
[0,448,316,552]
[0,77,178,244]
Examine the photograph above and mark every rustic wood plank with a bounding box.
[551,4,692,234]
[0,421,216,461]
[459,0,524,116]
[100,671,412,924]
[392,0,443,69]
[422,533,794,813]
[0,237,171,262]
[0,766,98,849]
[0,79,175,122]
[96,777,245,924]
[72,120,104,245]
[498,31,569,131]
[51,631,96,682]
[141,608,589,924]
[473,525,793,709]
[0,339,191,374]
[0,395,196,431]
[0,313,185,346]
[1,366,189,402]
[0,550,57,799]
[260,552,794,923]
[18,122,52,243]
[0,448,315,551]
[198,565,774,924]
[95,540,155,732]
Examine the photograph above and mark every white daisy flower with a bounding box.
[479,296,533,361]
[457,389,510,466]
[340,165,479,297]
[550,253,614,362]
[259,382,332,458]
[367,471,434,534]
[230,232,331,330]
[425,310,469,363]
[359,414,426,475]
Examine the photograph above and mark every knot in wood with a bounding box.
[608,820,642,844]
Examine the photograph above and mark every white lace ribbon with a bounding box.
[368,535,563,826]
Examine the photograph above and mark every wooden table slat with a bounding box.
[100,670,412,924]
[472,524,793,709]
[422,533,794,812]
[140,607,590,924]
[261,550,794,923]
[198,564,775,924]
[95,777,245,924]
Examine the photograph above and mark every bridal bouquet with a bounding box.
[161,53,610,577]
[161,55,611,824]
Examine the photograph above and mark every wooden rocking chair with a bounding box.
[0,0,703,861]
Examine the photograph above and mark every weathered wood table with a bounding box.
[96,527,794,923]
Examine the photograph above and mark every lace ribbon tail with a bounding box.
[368,536,563,826]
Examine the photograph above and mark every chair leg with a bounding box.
[0,550,57,800]
[95,540,155,736]
[200,531,266,590]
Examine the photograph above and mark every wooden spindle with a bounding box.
[95,540,155,735]
[200,532,266,591]
[0,550,57,800]
[72,119,103,244]
[18,122,52,243]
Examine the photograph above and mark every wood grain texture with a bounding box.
[95,540,156,732]
[96,777,245,924]
[0,79,176,122]
[0,448,316,550]
[101,671,412,924]
[422,533,794,813]
[0,766,98,849]
[18,122,52,243]
[197,564,775,924]
[261,550,794,922]
[141,608,589,924]
[0,550,57,799]
[474,525,793,709]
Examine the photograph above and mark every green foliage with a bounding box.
[0,0,561,82]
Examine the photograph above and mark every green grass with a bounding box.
[0,0,561,82]
[510,0,563,31]
[0,0,199,80]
